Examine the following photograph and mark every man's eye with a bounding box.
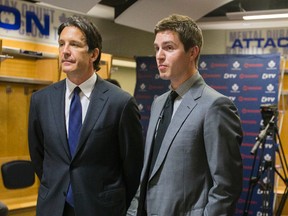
[71,43,78,47]
[167,46,173,50]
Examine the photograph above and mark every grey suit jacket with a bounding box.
[136,74,243,216]
[29,77,144,216]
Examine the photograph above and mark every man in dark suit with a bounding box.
[28,15,143,216]
[131,14,243,216]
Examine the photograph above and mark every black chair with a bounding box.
[0,201,8,216]
[1,160,35,189]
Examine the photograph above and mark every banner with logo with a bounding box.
[134,54,280,215]
[199,54,280,216]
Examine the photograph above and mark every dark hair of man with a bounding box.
[154,14,203,66]
[105,78,121,88]
[58,15,103,71]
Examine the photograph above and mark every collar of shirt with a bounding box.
[66,73,97,99]
[65,73,97,132]
[169,71,200,98]
[169,72,200,117]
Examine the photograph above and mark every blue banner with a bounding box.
[199,54,280,216]
[134,54,280,215]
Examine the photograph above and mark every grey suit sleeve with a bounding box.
[203,97,243,215]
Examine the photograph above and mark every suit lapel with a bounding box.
[50,80,71,159]
[141,93,168,179]
[149,76,206,179]
[74,77,108,158]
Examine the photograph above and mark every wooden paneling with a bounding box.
[0,83,41,214]
[8,207,36,216]
[0,39,59,82]
[0,39,57,215]
[274,57,288,214]
[0,83,39,157]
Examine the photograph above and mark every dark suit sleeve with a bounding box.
[28,93,44,180]
[118,97,144,208]
[204,97,243,215]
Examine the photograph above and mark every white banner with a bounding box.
[226,29,288,55]
[0,0,87,46]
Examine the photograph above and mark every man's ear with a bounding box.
[191,46,200,59]
[90,48,99,62]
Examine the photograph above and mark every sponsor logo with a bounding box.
[261,96,276,103]
[224,73,237,79]
[238,96,258,102]
[265,84,276,93]
[211,63,228,68]
[239,74,260,79]
[199,61,207,70]
[267,60,277,70]
[242,86,262,91]
[262,73,277,79]
[231,61,241,70]
[231,84,240,93]
[202,73,221,79]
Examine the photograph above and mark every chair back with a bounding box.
[1,160,35,189]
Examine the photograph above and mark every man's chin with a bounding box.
[62,68,73,74]
[159,74,170,80]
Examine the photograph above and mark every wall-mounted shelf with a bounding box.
[0,54,13,62]
[0,75,52,85]
[1,46,58,61]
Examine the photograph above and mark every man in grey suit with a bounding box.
[133,14,243,216]
[28,16,143,216]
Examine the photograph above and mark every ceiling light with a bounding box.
[243,13,288,20]
[226,9,288,20]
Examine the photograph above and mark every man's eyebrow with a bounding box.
[154,41,176,46]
